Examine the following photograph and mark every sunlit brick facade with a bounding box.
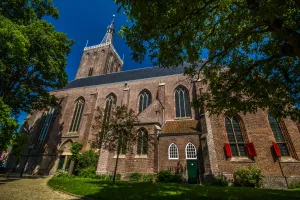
[19,19,300,188]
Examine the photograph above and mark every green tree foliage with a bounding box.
[115,0,300,120]
[10,131,29,159]
[77,150,98,170]
[93,105,139,183]
[70,142,83,161]
[0,97,18,150]
[0,0,74,116]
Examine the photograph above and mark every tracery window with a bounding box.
[186,142,197,159]
[175,86,191,118]
[168,143,179,159]
[137,129,148,155]
[268,114,289,156]
[69,98,85,132]
[139,90,151,113]
[103,94,116,123]
[225,116,247,156]
[119,135,127,155]
[35,107,56,149]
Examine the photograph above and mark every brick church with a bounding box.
[20,18,300,187]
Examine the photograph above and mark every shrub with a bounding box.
[233,166,263,188]
[141,174,155,183]
[129,173,142,181]
[95,174,121,181]
[210,173,230,187]
[53,169,73,178]
[157,170,182,183]
[288,181,300,189]
[78,166,96,178]
[77,150,98,170]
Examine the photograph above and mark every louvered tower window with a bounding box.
[175,86,191,118]
[69,98,85,132]
[225,117,247,156]
[88,67,94,76]
[268,114,289,156]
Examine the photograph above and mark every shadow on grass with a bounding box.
[48,178,300,200]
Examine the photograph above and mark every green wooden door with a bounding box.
[187,160,198,184]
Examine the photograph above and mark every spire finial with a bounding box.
[112,14,115,24]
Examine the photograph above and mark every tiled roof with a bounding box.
[62,66,186,90]
[162,120,201,134]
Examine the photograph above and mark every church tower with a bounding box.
[75,17,124,79]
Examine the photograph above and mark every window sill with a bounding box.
[135,155,148,158]
[168,158,179,160]
[113,155,126,158]
[62,132,79,138]
[229,157,254,163]
[175,117,192,120]
[279,157,300,163]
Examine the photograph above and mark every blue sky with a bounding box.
[18,0,152,124]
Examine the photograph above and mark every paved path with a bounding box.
[0,177,80,200]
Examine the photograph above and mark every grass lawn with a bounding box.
[48,177,300,200]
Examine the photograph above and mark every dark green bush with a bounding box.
[141,174,155,182]
[53,169,73,178]
[233,166,263,188]
[288,181,300,189]
[210,173,230,186]
[78,166,96,178]
[157,170,182,183]
[95,174,121,181]
[77,150,98,169]
[129,172,142,181]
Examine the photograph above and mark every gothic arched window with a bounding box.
[268,114,289,156]
[225,116,247,156]
[175,86,191,118]
[186,142,197,159]
[139,90,151,113]
[35,107,56,149]
[103,94,116,123]
[137,129,148,155]
[100,94,116,144]
[168,143,179,159]
[69,98,85,132]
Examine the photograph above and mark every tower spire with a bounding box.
[100,15,115,45]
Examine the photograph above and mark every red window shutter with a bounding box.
[273,142,281,157]
[246,142,257,157]
[224,143,232,157]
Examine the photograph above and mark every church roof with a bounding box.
[62,66,185,90]
[161,120,201,135]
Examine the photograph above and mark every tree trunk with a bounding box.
[113,138,121,184]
